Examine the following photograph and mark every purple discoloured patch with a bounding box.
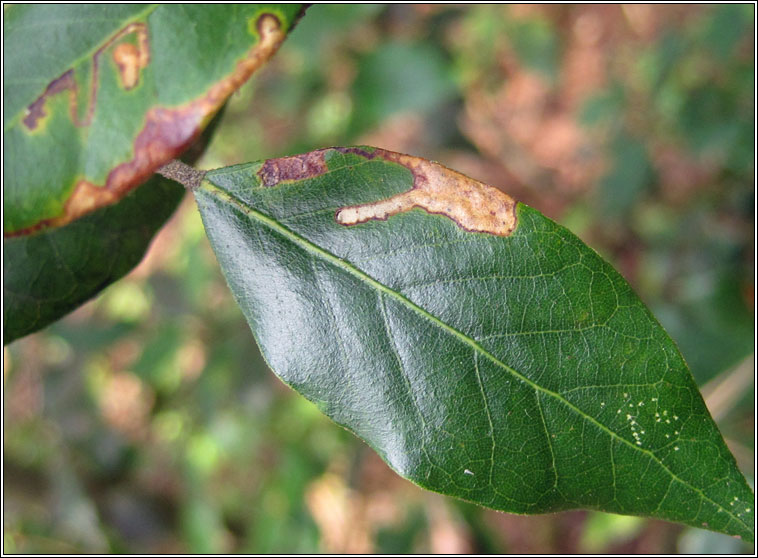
[334,146,377,160]
[258,150,329,187]
[23,70,76,130]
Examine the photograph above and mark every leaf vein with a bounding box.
[200,181,751,533]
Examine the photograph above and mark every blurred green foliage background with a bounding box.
[4,5,754,553]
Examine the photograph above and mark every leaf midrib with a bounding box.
[199,179,750,534]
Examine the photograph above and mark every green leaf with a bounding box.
[194,147,754,541]
[3,3,303,235]
[3,175,182,344]
[2,100,227,345]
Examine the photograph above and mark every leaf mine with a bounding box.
[112,27,150,90]
[335,148,518,236]
[22,22,149,132]
[257,147,518,236]
[9,12,288,237]
[258,150,329,187]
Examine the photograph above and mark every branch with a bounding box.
[157,159,206,191]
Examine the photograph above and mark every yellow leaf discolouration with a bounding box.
[335,148,518,237]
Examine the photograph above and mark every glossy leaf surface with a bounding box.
[195,147,754,541]
[3,175,183,344]
[3,3,303,235]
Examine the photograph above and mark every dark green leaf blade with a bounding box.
[3,175,182,344]
[3,3,303,235]
[3,102,227,345]
[195,147,754,541]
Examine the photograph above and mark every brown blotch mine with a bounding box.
[112,26,150,90]
[334,148,518,237]
[10,14,286,237]
[258,150,329,187]
[113,43,142,88]
[255,146,518,236]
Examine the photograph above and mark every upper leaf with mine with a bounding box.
[3,4,304,235]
